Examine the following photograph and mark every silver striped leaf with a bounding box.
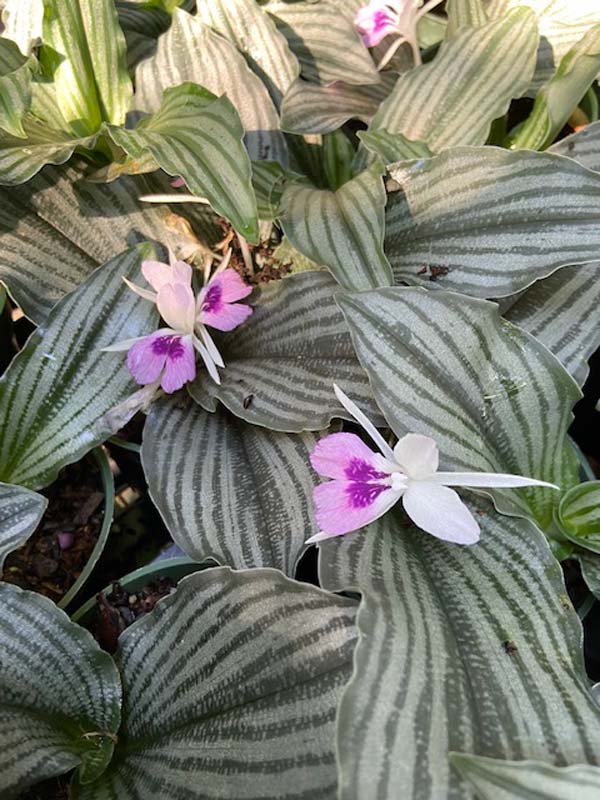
[1,0,44,56]
[504,263,600,387]
[557,481,600,554]
[195,0,299,108]
[385,146,600,298]
[445,0,488,36]
[142,397,323,571]
[116,2,171,71]
[0,482,47,573]
[322,129,355,190]
[337,287,580,528]
[358,130,433,165]
[107,83,260,244]
[279,168,393,290]
[40,0,132,135]
[0,38,35,138]
[549,121,600,172]
[280,73,397,135]
[266,0,380,86]
[188,271,382,432]
[0,583,121,798]
[511,25,600,151]
[451,755,600,800]
[578,552,600,600]
[319,508,600,800]
[0,244,159,490]
[366,9,538,153]
[252,159,287,219]
[77,568,358,800]
[0,164,193,323]
[133,8,288,165]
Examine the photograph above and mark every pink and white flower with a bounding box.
[308,385,559,545]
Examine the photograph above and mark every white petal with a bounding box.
[101,328,173,352]
[393,433,439,479]
[193,334,221,385]
[402,482,480,544]
[122,277,157,303]
[305,530,347,545]
[198,325,225,368]
[430,472,559,490]
[333,384,395,461]
[157,283,195,331]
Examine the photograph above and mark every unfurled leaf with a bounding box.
[512,25,600,150]
[1,0,44,56]
[142,397,322,571]
[40,0,132,135]
[0,244,158,490]
[0,38,35,138]
[0,483,47,573]
[188,272,381,432]
[322,129,354,190]
[0,583,121,798]
[196,0,299,107]
[358,129,433,165]
[366,8,538,153]
[445,0,487,36]
[281,73,397,135]
[252,159,287,219]
[107,83,259,243]
[557,481,600,553]
[279,168,393,290]
[319,508,600,799]
[504,263,600,387]
[386,147,600,297]
[267,0,380,86]
[451,754,600,800]
[76,568,357,800]
[337,287,579,527]
[134,8,288,164]
[549,119,600,171]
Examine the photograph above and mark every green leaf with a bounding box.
[578,551,600,600]
[451,754,600,800]
[322,129,354,190]
[188,271,382,432]
[107,82,260,243]
[549,120,600,170]
[133,8,288,164]
[504,263,600,387]
[0,244,158,490]
[445,0,488,37]
[319,508,600,799]
[196,0,299,107]
[142,397,322,571]
[385,146,600,297]
[337,287,579,527]
[40,0,132,135]
[0,483,47,573]
[1,0,44,56]
[252,159,287,219]
[366,8,538,153]
[0,38,35,138]
[0,164,192,323]
[266,0,380,86]
[281,73,397,135]
[76,568,357,800]
[358,129,433,165]
[512,25,600,150]
[557,481,600,553]
[0,582,121,797]
[279,168,393,290]
[116,1,171,71]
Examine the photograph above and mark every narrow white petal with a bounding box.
[333,384,395,461]
[122,277,157,303]
[138,193,210,204]
[193,334,221,385]
[101,328,172,352]
[430,472,560,490]
[305,530,346,545]
[402,482,480,544]
[198,325,225,368]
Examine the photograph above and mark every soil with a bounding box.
[3,457,104,602]
[215,218,293,285]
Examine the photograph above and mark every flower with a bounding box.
[307,385,559,545]
[355,0,400,47]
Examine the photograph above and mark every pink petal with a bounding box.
[171,177,185,188]
[310,432,392,480]
[401,482,480,544]
[157,283,195,331]
[208,269,253,303]
[201,301,252,332]
[313,479,400,536]
[127,332,169,386]
[355,1,399,47]
[142,259,192,292]
[161,335,196,393]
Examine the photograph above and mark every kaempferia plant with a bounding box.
[2,0,600,798]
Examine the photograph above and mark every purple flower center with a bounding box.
[373,9,394,29]
[344,457,388,482]
[346,482,388,508]
[151,335,185,361]
[202,284,223,314]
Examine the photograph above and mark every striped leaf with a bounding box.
[266,0,379,86]
[358,129,433,165]
[319,508,600,800]
[281,73,397,135]
[0,244,158,490]
[76,568,357,800]
[252,159,287,219]
[0,482,46,573]
[196,0,299,107]
[0,38,35,138]
[142,397,322,571]
[188,271,382,432]
[451,755,600,800]
[107,83,260,243]
[0,165,191,323]
[549,119,600,171]
[1,0,44,55]
[0,582,121,797]
[504,263,600,387]
[445,0,488,36]
[365,9,538,153]
[557,481,600,553]
[323,129,354,190]
[133,8,288,165]
[578,551,600,600]
[337,287,580,527]
[116,2,171,71]
[512,25,600,150]
[486,0,600,90]
[385,147,600,297]
[279,168,393,290]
